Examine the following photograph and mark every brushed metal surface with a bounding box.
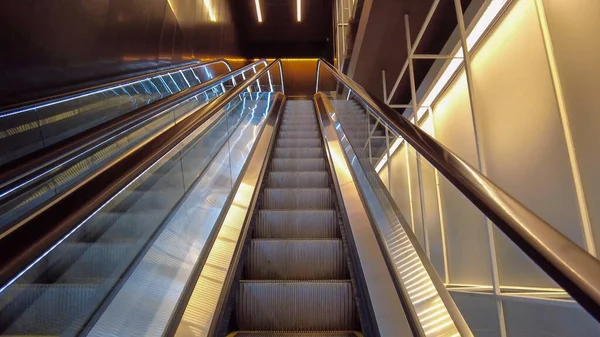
[271,158,327,171]
[172,93,284,337]
[314,93,415,336]
[89,95,277,337]
[262,188,333,209]
[277,139,322,148]
[267,171,329,188]
[232,333,360,337]
[236,281,357,331]
[246,239,347,280]
[273,148,324,159]
[256,210,339,239]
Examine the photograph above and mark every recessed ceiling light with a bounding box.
[255,0,263,23]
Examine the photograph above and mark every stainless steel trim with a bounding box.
[0,60,266,195]
[315,93,472,337]
[0,60,283,293]
[172,93,285,337]
[313,94,414,337]
[0,60,231,116]
[316,58,600,322]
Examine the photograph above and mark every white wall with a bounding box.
[376,0,600,335]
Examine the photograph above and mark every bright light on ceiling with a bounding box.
[255,0,263,23]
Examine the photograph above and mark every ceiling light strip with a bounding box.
[255,0,263,23]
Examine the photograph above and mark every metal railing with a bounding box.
[0,60,270,239]
[0,60,235,167]
[0,59,284,336]
[316,58,600,322]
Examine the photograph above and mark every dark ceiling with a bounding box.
[230,0,334,61]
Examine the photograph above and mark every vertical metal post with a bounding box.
[534,0,595,257]
[453,1,506,336]
[385,126,392,194]
[267,69,274,92]
[404,15,419,122]
[252,65,261,92]
[428,106,450,283]
[416,116,430,258]
[367,115,373,163]
[335,0,341,69]
[278,61,285,94]
[382,69,388,103]
[315,60,321,93]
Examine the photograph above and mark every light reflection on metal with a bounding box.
[0,61,278,298]
[315,92,470,336]
[173,94,284,337]
[314,93,414,336]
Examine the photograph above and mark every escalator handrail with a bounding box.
[316,58,600,322]
[0,58,282,291]
[0,59,233,116]
[0,59,267,237]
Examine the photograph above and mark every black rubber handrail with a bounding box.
[0,59,234,115]
[0,59,281,290]
[316,58,600,322]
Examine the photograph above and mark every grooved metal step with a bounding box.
[0,284,98,335]
[236,281,357,331]
[273,148,324,159]
[232,100,360,335]
[246,240,347,280]
[277,139,322,148]
[231,332,360,337]
[278,131,321,139]
[256,210,338,239]
[280,124,318,132]
[271,158,326,171]
[267,171,329,188]
[262,188,333,209]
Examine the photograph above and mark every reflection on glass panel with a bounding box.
[0,62,231,167]
[329,87,600,334]
[0,76,235,233]
[0,87,279,336]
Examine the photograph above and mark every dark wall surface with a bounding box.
[0,0,240,107]
[347,0,474,106]
[231,0,334,61]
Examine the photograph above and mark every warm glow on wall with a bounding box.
[203,0,216,22]
[376,0,510,173]
[255,0,263,22]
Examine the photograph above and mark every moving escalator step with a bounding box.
[267,171,329,188]
[255,210,339,239]
[225,100,362,336]
[271,158,327,172]
[262,188,333,209]
[230,331,361,337]
[236,280,358,331]
[273,147,324,159]
[246,239,348,280]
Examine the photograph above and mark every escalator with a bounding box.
[224,100,361,335]
[0,60,233,168]
[1,58,600,337]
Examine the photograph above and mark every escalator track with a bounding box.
[222,100,363,336]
